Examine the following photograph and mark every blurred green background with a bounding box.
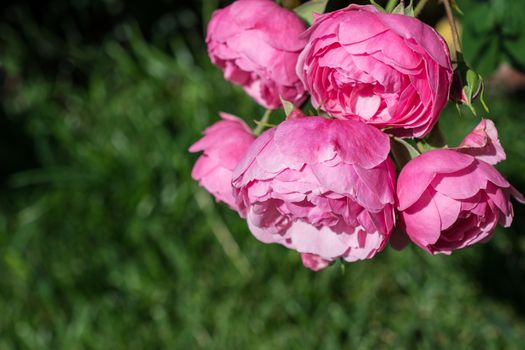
[1,0,525,348]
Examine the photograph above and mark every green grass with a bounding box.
[1,10,525,349]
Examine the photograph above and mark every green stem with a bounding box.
[253,109,272,135]
[414,0,430,16]
[443,0,461,54]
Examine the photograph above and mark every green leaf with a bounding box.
[280,97,295,117]
[460,69,486,116]
[479,81,490,113]
[461,0,525,75]
[293,0,329,25]
[385,0,398,12]
[391,0,414,16]
[391,137,420,167]
[416,141,436,153]
[391,2,403,14]
[398,139,420,159]
[465,69,481,103]
[253,120,276,128]
[462,89,476,115]
[461,5,499,76]
[451,54,490,116]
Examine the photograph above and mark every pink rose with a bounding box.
[397,149,524,255]
[207,0,308,109]
[300,253,331,272]
[296,5,453,138]
[457,119,506,165]
[189,113,255,210]
[232,117,396,270]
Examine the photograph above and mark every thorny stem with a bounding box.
[254,109,272,135]
[414,0,430,17]
[443,0,462,54]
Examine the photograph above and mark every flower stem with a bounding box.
[443,0,461,54]
[253,109,272,135]
[414,0,430,17]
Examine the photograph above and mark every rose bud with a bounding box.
[450,68,481,105]
[232,117,396,270]
[397,149,524,255]
[296,4,453,138]
[206,0,308,109]
[190,113,255,210]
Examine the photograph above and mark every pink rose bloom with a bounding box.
[232,117,396,270]
[300,253,331,272]
[397,149,524,255]
[207,0,307,109]
[190,113,255,210]
[296,5,453,138]
[457,119,506,165]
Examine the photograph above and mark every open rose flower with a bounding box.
[190,113,255,210]
[232,117,396,270]
[296,4,452,138]
[207,0,307,109]
[397,149,524,255]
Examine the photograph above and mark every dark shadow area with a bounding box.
[460,87,525,315]
[465,177,525,314]
[0,0,207,187]
[0,0,205,41]
[0,110,40,188]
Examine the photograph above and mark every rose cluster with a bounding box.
[191,0,524,271]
